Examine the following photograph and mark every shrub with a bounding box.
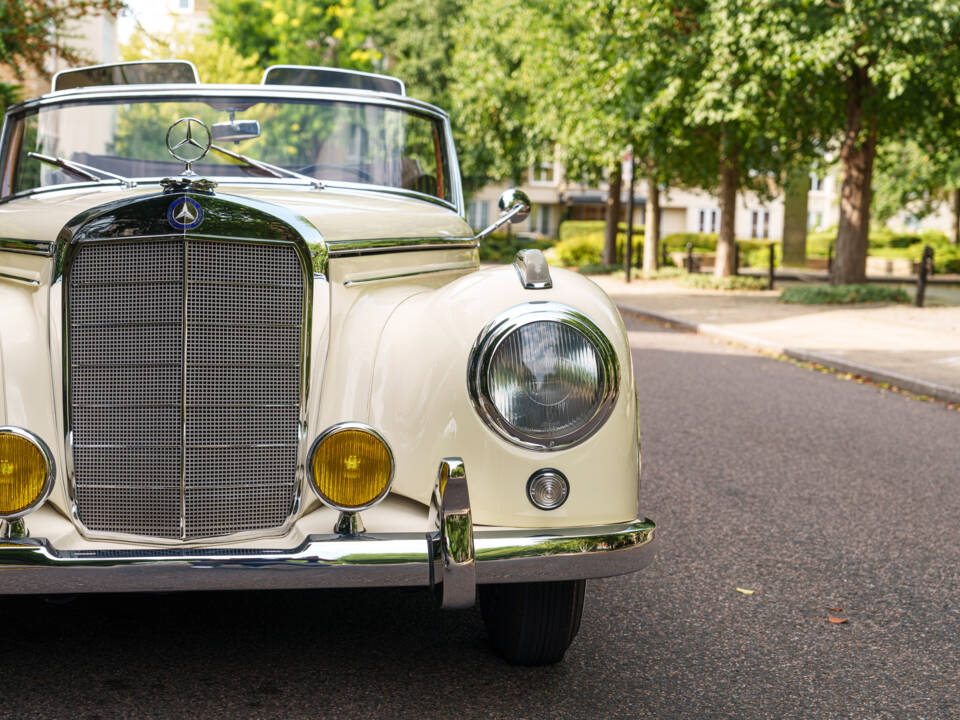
[662,232,717,252]
[678,274,769,291]
[478,232,552,264]
[778,284,910,305]
[553,220,643,267]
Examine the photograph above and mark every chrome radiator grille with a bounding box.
[68,239,304,540]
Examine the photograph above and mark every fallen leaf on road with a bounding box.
[828,606,843,612]
[827,617,848,624]
[736,587,756,595]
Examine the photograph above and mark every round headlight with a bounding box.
[0,427,55,520]
[308,423,394,512]
[468,303,619,450]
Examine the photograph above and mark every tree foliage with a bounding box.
[208,0,380,70]
[0,0,124,78]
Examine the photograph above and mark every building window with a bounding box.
[533,205,551,235]
[530,162,555,185]
[807,211,822,230]
[700,208,720,234]
[810,173,824,192]
[751,210,770,238]
[467,200,489,231]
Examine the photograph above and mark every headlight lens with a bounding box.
[0,428,55,520]
[308,424,394,511]
[469,304,619,450]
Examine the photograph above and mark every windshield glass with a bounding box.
[2,95,452,202]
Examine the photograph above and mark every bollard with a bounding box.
[916,244,934,307]
[767,243,775,290]
[732,243,740,276]
[685,241,694,273]
[661,241,667,268]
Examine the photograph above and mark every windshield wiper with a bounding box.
[27,152,136,188]
[209,144,323,190]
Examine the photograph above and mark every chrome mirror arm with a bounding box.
[473,189,531,242]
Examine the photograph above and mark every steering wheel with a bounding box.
[295,163,375,183]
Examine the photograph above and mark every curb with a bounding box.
[617,302,960,405]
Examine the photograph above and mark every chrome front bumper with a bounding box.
[0,458,656,605]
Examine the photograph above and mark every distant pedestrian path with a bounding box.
[593,276,960,405]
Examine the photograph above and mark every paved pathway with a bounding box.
[592,275,960,403]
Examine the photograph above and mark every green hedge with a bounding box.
[807,228,959,273]
[478,232,552,264]
[779,284,910,305]
[660,233,780,268]
[553,220,644,267]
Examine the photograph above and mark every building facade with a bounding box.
[468,161,841,241]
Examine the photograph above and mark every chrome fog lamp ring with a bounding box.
[307,422,396,513]
[0,426,56,521]
[467,302,620,451]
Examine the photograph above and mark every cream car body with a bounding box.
[0,62,655,665]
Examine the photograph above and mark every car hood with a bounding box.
[0,182,472,244]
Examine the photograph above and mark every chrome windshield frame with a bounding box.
[0,84,464,216]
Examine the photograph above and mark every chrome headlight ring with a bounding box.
[467,302,620,451]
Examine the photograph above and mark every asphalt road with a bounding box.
[2,314,959,719]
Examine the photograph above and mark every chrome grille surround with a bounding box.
[62,220,313,543]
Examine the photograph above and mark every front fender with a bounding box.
[370,265,639,528]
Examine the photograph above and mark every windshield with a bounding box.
[1,95,453,202]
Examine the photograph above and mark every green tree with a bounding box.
[208,0,380,71]
[122,25,262,84]
[0,0,124,78]
[365,0,464,110]
[873,137,960,245]
[791,0,960,282]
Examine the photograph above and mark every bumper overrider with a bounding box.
[0,458,656,605]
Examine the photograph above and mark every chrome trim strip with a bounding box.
[326,237,476,257]
[8,84,449,121]
[434,458,476,609]
[0,518,656,595]
[342,262,476,287]
[179,240,189,540]
[0,238,54,256]
[514,249,553,289]
[467,302,621,451]
[0,271,40,286]
[0,426,56,522]
[305,422,396,513]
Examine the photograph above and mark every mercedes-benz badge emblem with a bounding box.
[166,117,212,169]
[167,196,204,231]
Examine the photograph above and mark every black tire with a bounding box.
[479,579,585,665]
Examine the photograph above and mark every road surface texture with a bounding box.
[1,314,957,719]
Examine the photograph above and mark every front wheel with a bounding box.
[479,580,585,665]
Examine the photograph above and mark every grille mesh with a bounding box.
[69,239,304,540]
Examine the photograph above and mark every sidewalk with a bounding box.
[589,275,960,404]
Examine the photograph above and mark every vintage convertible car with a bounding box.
[0,61,656,665]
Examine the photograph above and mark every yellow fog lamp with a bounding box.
[308,423,394,514]
[0,427,55,521]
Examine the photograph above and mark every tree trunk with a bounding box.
[833,66,876,285]
[603,164,623,266]
[952,188,960,246]
[714,154,737,278]
[781,165,809,267]
[642,177,660,273]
